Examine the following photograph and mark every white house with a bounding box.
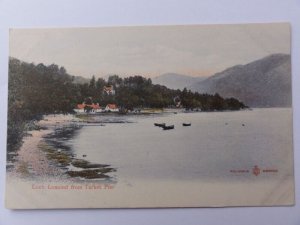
[105,104,119,112]
[74,103,85,114]
[74,103,103,113]
[103,85,115,95]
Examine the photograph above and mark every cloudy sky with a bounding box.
[9,23,290,78]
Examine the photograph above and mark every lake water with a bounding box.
[70,108,293,184]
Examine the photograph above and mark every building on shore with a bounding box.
[105,104,119,112]
[103,85,115,95]
[74,103,103,113]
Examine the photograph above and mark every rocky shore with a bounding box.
[8,114,116,182]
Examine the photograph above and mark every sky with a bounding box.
[9,23,290,78]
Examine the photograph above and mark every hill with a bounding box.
[189,54,291,107]
[7,58,246,156]
[152,73,206,90]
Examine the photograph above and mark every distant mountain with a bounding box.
[189,54,291,107]
[152,73,206,90]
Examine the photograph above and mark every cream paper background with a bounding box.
[0,0,300,225]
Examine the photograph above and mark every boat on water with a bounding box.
[182,123,191,126]
[154,123,166,127]
[163,125,175,130]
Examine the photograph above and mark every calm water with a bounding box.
[70,108,293,183]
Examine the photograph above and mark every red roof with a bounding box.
[77,103,101,109]
[104,86,113,91]
[107,104,117,109]
[77,104,85,109]
[90,103,100,109]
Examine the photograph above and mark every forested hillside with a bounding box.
[190,54,291,107]
[7,58,246,155]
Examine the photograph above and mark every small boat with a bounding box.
[154,123,166,127]
[182,123,191,126]
[163,125,174,130]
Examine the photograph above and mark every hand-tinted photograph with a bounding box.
[6,23,294,208]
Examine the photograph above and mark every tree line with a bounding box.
[7,58,246,155]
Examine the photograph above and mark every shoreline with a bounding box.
[7,108,291,183]
[8,114,116,182]
[8,114,77,180]
[5,108,294,208]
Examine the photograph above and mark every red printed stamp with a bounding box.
[252,165,261,176]
[230,165,278,176]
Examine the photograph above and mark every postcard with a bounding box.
[6,23,294,209]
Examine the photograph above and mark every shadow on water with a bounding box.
[76,114,136,124]
[42,124,117,181]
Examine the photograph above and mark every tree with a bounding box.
[6,57,247,158]
[89,75,96,89]
[108,75,123,87]
[96,78,106,90]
